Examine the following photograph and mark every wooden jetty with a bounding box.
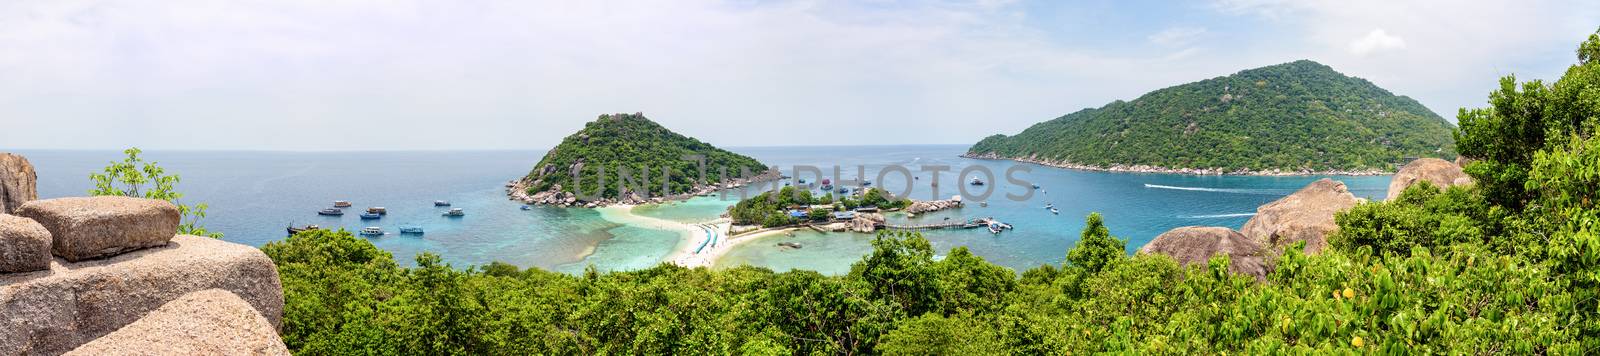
[885,217,1010,231]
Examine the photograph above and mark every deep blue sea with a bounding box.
[15,146,1390,274]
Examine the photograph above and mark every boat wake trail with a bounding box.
[1180,213,1258,219]
[1142,184,1288,195]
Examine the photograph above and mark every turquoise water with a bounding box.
[15,146,1390,274]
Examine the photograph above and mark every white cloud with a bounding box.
[1348,28,1406,55]
[1148,26,1208,46]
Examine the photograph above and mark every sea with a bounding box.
[15,146,1391,275]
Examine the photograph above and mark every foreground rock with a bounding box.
[0,153,37,214]
[1240,178,1361,254]
[851,213,886,233]
[66,289,289,356]
[1139,226,1270,280]
[14,197,180,261]
[1386,158,1471,200]
[0,215,51,273]
[0,235,283,355]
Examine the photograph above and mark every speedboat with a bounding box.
[443,208,465,217]
[399,226,424,235]
[1043,203,1054,210]
[979,201,988,207]
[333,201,352,208]
[360,212,382,220]
[359,227,384,236]
[434,200,451,207]
[837,187,850,194]
[970,177,985,186]
[366,207,388,215]
[862,180,873,186]
[286,224,320,236]
[1050,207,1060,215]
[1031,184,1040,189]
[989,222,1004,234]
[520,205,532,211]
[317,208,344,216]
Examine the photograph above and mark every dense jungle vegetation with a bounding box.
[268,32,1600,353]
[968,60,1457,172]
[523,113,769,199]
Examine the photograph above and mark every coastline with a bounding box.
[594,203,785,269]
[960,152,1392,176]
[507,171,784,208]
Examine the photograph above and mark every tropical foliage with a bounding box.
[968,60,1457,172]
[727,186,912,227]
[267,32,1600,353]
[524,113,769,199]
[88,147,219,238]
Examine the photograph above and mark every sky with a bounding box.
[1,0,1597,151]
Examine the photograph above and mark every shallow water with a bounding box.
[16,146,1390,273]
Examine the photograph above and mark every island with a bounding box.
[965,60,1457,175]
[510,112,777,207]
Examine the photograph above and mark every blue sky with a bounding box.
[1,0,1596,150]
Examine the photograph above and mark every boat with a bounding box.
[366,207,388,215]
[443,208,465,217]
[837,187,850,194]
[862,180,873,186]
[434,200,451,207]
[359,212,382,220]
[979,201,988,207]
[1043,203,1054,210]
[777,241,803,249]
[286,224,320,236]
[520,205,532,211]
[399,226,424,235]
[317,208,344,216]
[359,227,383,236]
[970,177,985,186]
[989,222,1004,234]
[1031,184,1040,189]
[333,201,352,208]
[797,178,807,184]
[1050,207,1060,215]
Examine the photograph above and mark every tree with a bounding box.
[1065,213,1126,274]
[89,148,219,238]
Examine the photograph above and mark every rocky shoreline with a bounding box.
[960,152,1391,176]
[507,171,785,208]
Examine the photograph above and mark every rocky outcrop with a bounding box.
[0,215,51,273]
[1240,178,1361,254]
[0,153,37,214]
[1386,158,1471,200]
[66,289,289,356]
[906,197,962,214]
[15,197,181,262]
[0,235,283,355]
[851,213,886,233]
[1138,226,1270,280]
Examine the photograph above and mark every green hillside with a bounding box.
[967,60,1456,172]
[523,113,768,199]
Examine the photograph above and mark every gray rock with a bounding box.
[0,215,51,273]
[1139,226,1269,280]
[0,235,284,355]
[66,289,289,356]
[1386,158,1471,200]
[1240,178,1361,254]
[15,197,180,261]
[0,153,37,214]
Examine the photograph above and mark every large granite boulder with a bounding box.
[1386,158,1471,200]
[65,289,289,356]
[0,153,37,214]
[0,235,284,355]
[1240,178,1361,254]
[1139,226,1270,280]
[14,196,180,261]
[0,215,51,273]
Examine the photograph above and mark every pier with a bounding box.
[884,217,1011,231]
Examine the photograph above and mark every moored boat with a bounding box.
[333,201,352,208]
[360,212,382,220]
[970,177,985,186]
[434,200,451,207]
[443,208,465,217]
[287,224,320,236]
[367,207,388,215]
[317,208,344,216]
[1050,207,1060,215]
[520,205,532,211]
[359,227,384,236]
[399,226,424,235]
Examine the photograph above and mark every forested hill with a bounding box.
[966,60,1456,173]
[522,113,768,198]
